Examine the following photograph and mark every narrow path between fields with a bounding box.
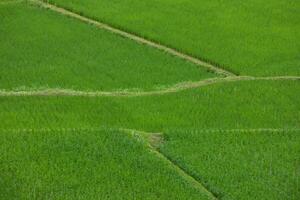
[122,128,219,200]
[28,0,235,77]
[0,76,299,97]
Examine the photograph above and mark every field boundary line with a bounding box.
[123,128,219,200]
[0,76,299,97]
[28,0,235,77]
[152,148,218,199]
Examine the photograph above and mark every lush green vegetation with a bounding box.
[0,80,299,131]
[1,1,299,199]
[0,128,213,199]
[45,0,300,76]
[0,80,299,199]
[0,2,214,91]
[160,130,300,200]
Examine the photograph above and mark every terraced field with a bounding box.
[0,0,299,199]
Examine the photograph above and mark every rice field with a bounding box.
[160,130,300,200]
[0,80,299,131]
[0,0,299,199]
[0,2,214,91]
[42,0,300,76]
[0,128,213,200]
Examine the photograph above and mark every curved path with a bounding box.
[0,76,299,97]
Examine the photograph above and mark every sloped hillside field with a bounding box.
[0,0,299,199]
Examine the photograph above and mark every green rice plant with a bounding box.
[159,129,300,200]
[0,128,213,200]
[0,80,298,199]
[0,80,299,131]
[0,2,299,199]
[44,0,300,76]
[0,2,214,91]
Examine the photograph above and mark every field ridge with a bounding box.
[28,0,235,77]
[151,142,219,200]
[121,128,219,199]
[0,75,299,97]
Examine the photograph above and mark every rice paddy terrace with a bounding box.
[0,0,299,199]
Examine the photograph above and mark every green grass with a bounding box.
[0,128,213,200]
[159,130,300,200]
[0,2,214,91]
[45,0,300,76]
[0,80,299,131]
